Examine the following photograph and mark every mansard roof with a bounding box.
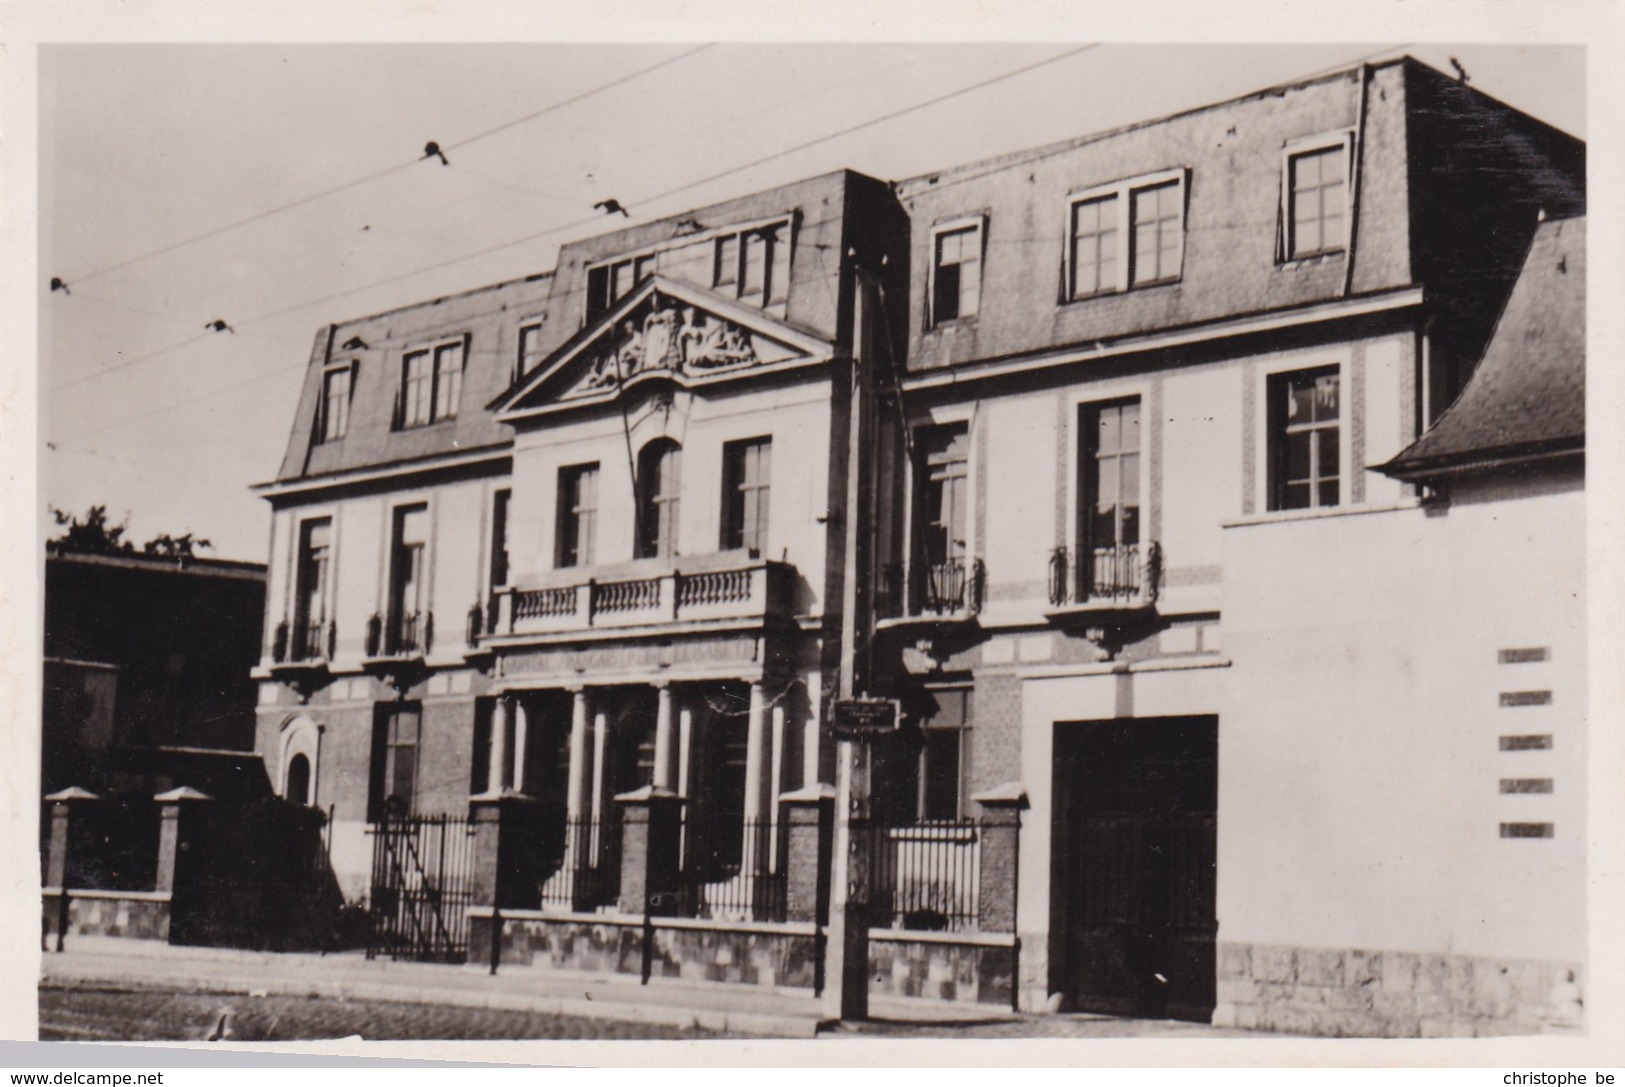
[493,276,834,422]
[1379,216,1584,481]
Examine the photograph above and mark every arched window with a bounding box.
[636,440,682,559]
[285,753,312,806]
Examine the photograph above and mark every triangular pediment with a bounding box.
[495,277,833,419]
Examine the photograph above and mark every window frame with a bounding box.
[395,336,467,429]
[1280,131,1354,262]
[1063,168,1188,301]
[370,702,422,822]
[1252,355,1352,515]
[927,216,986,329]
[555,462,600,569]
[318,362,355,443]
[583,213,796,320]
[1267,366,1343,512]
[292,515,335,657]
[721,436,773,554]
[635,440,683,560]
[515,318,547,383]
[386,501,432,652]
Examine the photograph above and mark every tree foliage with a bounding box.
[49,505,212,563]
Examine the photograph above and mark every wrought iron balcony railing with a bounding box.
[877,558,986,620]
[271,617,334,663]
[1047,542,1161,609]
[366,610,433,658]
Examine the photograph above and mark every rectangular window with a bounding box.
[722,438,772,553]
[918,425,971,567]
[741,230,769,299]
[931,224,982,325]
[400,350,433,427]
[398,339,463,428]
[294,518,332,659]
[1080,399,1142,598]
[919,689,971,822]
[371,703,421,821]
[1070,195,1119,299]
[320,365,352,442]
[432,341,463,421]
[516,321,546,381]
[1066,171,1186,299]
[556,464,599,568]
[1269,368,1341,511]
[388,504,429,652]
[1286,143,1348,259]
[1130,180,1183,286]
[714,235,739,289]
[489,489,510,590]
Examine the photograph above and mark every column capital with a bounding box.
[44,786,100,804]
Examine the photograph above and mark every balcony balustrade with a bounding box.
[486,554,795,640]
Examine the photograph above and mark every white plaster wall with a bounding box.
[1159,363,1245,614]
[982,393,1056,622]
[509,379,833,609]
[1217,473,1585,965]
[1360,336,1410,507]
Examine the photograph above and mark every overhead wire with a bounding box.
[49,47,1113,431]
[54,45,714,289]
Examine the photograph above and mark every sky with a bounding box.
[38,41,1586,561]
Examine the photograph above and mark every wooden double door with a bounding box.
[1053,716,1218,1022]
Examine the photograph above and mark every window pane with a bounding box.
[402,351,431,426]
[1096,405,1120,452]
[714,236,738,287]
[934,262,962,322]
[1315,373,1340,419]
[1319,479,1340,508]
[1281,481,1311,510]
[742,232,767,296]
[1317,428,1339,479]
[921,730,961,822]
[434,342,463,420]
[1283,430,1312,483]
[934,227,979,323]
[1120,451,1140,505]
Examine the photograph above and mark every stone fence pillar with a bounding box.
[43,787,99,951]
[470,791,545,911]
[615,786,684,917]
[972,782,1027,934]
[779,784,834,924]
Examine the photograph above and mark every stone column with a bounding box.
[652,684,675,790]
[470,791,543,911]
[971,782,1028,934]
[566,689,589,821]
[511,697,529,794]
[779,784,834,923]
[489,695,510,793]
[615,786,685,917]
[741,682,769,878]
[590,707,609,860]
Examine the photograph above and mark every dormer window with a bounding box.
[930,220,983,326]
[319,363,353,443]
[397,339,464,428]
[1282,134,1352,260]
[585,216,794,321]
[1066,169,1187,300]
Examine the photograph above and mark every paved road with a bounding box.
[39,987,739,1042]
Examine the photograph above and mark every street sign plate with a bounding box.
[831,698,900,739]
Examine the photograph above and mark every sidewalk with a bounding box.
[39,937,1028,1039]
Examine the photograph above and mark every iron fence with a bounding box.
[862,819,982,932]
[538,816,621,912]
[680,817,786,922]
[367,811,478,963]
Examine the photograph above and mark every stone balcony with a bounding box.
[484,551,797,644]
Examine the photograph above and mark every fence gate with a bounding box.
[367,812,477,963]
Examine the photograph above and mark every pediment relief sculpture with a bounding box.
[573,297,766,398]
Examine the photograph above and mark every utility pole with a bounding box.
[822,271,881,1021]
